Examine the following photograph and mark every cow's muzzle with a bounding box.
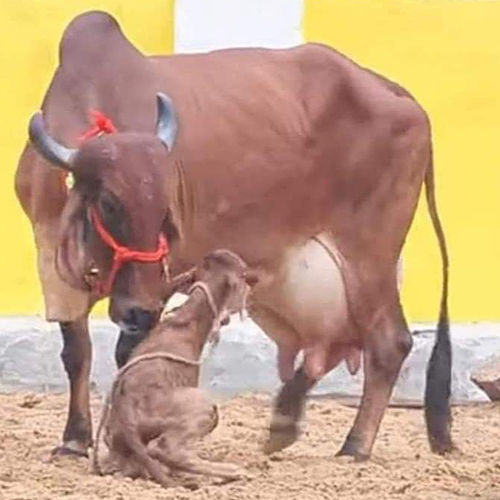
[120,307,157,334]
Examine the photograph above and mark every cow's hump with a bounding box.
[41,11,156,141]
[58,11,142,66]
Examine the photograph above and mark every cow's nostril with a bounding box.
[123,307,156,332]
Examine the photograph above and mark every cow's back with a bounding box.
[152,43,418,143]
[148,44,427,264]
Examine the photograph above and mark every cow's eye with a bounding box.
[95,191,129,241]
[100,197,116,217]
[99,193,120,220]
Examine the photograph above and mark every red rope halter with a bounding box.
[89,207,168,296]
[65,110,169,296]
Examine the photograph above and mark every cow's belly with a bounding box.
[250,234,351,348]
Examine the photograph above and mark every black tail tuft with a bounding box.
[423,142,454,454]
[424,301,453,454]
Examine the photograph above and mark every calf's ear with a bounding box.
[243,270,259,288]
[166,267,196,296]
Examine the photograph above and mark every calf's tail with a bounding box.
[423,144,454,454]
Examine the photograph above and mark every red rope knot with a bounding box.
[89,207,169,296]
[79,110,117,142]
[62,110,117,193]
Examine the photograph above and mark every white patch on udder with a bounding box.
[279,235,348,336]
[250,234,350,351]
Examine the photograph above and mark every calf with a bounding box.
[93,249,256,487]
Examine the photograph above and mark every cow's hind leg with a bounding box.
[337,299,412,461]
[53,316,93,457]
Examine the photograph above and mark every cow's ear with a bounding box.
[243,270,259,288]
[155,93,178,151]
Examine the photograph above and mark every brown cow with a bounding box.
[93,249,254,486]
[16,11,452,461]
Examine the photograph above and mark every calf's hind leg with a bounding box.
[149,435,244,480]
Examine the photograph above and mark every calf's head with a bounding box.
[180,249,258,318]
[28,94,178,333]
[166,249,259,338]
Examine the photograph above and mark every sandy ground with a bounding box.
[0,392,499,500]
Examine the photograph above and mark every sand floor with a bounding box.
[0,392,499,500]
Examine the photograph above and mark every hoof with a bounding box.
[213,466,251,484]
[354,452,370,463]
[225,465,250,481]
[335,450,370,462]
[51,440,89,459]
[217,475,242,485]
[336,441,356,458]
[336,435,369,462]
[183,479,201,491]
[429,439,455,456]
[336,446,356,458]
[263,415,299,455]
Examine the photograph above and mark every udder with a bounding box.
[249,234,359,381]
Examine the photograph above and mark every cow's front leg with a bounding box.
[264,365,315,454]
[53,316,92,457]
[264,344,345,454]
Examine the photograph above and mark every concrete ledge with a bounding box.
[1,317,499,404]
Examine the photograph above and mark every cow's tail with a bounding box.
[423,143,454,454]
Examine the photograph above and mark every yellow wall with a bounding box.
[1,1,174,316]
[304,0,500,322]
[3,0,499,322]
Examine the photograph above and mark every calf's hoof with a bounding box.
[263,415,299,455]
[221,464,249,480]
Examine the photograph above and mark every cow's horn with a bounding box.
[155,93,178,151]
[28,112,76,171]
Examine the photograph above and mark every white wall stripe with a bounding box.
[174,0,304,53]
